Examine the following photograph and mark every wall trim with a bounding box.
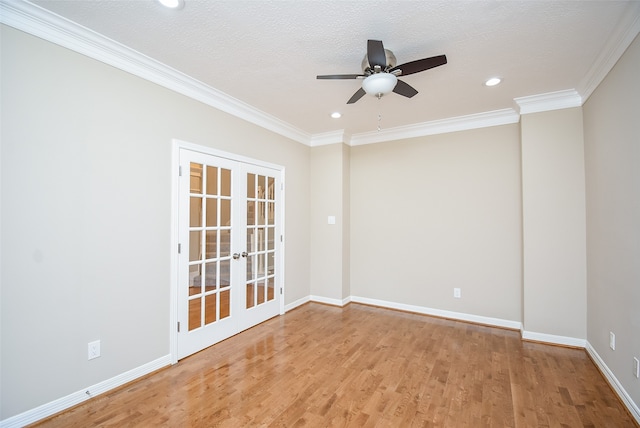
[310,295,351,307]
[586,341,640,425]
[5,0,631,148]
[349,296,522,330]
[0,0,311,146]
[0,355,171,428]
[310,130,349,147]
[6,304,638,427]
[514,89,582,115]
[578,1,640,102]
[301,296,640,421]
[284,295,311,312]
[521,330,586,348]
[348,108,520,146]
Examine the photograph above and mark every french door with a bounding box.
[176,147,282,360]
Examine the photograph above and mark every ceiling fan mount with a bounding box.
[361,48,397,74]
[317,39,447,104]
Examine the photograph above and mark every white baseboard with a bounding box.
[7,304,637,428]
[284,295,311,312]
[310,295,351,307]
[0,355,171,428]
[350,295,522,330]
[586,341,640,425]
[521,330,586,348]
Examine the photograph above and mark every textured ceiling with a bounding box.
[27,0,640,137]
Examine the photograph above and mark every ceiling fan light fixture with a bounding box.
[158,0,184,9]
[362,73,398,97]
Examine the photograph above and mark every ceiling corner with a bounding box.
[578,1,640,102]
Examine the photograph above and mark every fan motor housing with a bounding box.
[362,49,397,73]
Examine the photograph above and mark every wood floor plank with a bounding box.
[30,303,638,427]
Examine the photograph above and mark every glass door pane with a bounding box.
[246,172,277,309]
[187,162,232,331]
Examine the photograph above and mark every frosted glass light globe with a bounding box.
[362,73,398,97]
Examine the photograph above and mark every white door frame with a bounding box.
[170,139,285,364]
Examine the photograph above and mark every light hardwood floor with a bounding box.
[32,303,638,427]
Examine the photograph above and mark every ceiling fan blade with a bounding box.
[317,74,364,80]
[367,40,387,68]
[390,54,447,76]
[347,88,366,104]
[393,80,418,98]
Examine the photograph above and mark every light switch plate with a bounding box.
[609,332,616,350]
[328,216,336,225]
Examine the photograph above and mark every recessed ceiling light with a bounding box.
[485,77,502,87]
[158,0,184,9]
[331,112,342,119]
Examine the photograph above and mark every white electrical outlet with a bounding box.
[633,357,639,379]
[88,340,101,360]
[453,288,461,299]
[609,332,615,350]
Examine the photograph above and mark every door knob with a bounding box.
[233,253,241,260]
[241,251,248,258]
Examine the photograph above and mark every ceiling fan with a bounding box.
[317,40,447,104]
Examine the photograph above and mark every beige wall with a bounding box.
[341,144,351,299]
[584,34,640,406]
[520,108,587,340]
[309,144,349,301]
[3,15,639,424]
[350,125,523,322]
[0,26,310,419]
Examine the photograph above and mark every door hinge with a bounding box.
[280,235,283,242]
[177,322,181,332]
[179,165,183,176]
[280,287,283,295]
[178,243,182,254]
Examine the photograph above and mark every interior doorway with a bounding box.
[172,141,284,361]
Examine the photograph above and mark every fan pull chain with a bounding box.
[377,95,383,132]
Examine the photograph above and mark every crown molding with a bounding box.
[0,0,311,145]
[348,108,520,146]
[514,89,582,115]
[309,130,349,147]
[578,1,640,103]
[5,0,635,148]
